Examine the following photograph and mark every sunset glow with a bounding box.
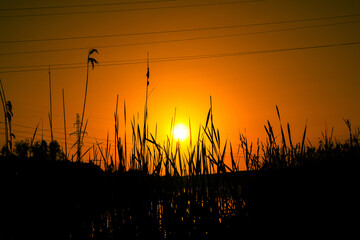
[173,123,189,142]
[0,0,359,169]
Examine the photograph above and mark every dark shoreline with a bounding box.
[1,156,358,239]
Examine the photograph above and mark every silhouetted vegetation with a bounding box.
[1,55,358,239]
[0,79,15,156]
[2,99,358,239]
[9,139,65,161]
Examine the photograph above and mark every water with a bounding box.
[3,166,350,239]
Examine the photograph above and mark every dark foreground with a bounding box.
[1,157,358,239]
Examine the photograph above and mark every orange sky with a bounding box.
[0,0,360,168]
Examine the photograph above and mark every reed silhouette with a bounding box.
[1,64,359,239]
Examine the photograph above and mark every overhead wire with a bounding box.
[1,12,359,44]
[7,128,119,151]
[10,122,130,145]
[0,0,176,11]
[0,0,265,18]
[1,40,360,74]
[1,18,359,57]
[14,105,116,124]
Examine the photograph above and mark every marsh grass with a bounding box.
[239,106,359,171]
[0,78,14,154]
[2,65,360,239]
[83,74,359,237]
[82,75,250,238]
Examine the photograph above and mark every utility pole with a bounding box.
[70,114,82,162]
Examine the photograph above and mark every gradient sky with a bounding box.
[0,0,359,168]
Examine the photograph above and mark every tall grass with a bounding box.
[77,49,98,162]
[239,106,359,171]
[2,66,360,239]
[106,84,360,176]
[0,78,14,154]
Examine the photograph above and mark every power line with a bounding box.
[12,123,64,135]
[1,40,360,74]
[9,127,115,147]
[12,104,118,124]
[0,0,265,18]
[0,58,142,70]
[11,123,129,145]
[1,18,359,57]
[1,12,359,44]
[0,0,175,11]
[0,62,85,70]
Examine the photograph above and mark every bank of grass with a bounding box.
[108,93,360,176]
[2,61,359,238]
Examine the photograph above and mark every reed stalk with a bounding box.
[0,78,8,151]
[79,49,98,162]
[62,89,68,159]
[48,65,53,142]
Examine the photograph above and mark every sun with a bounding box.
[173,123,189,142]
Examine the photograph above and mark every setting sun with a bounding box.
[173,123,189,142]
